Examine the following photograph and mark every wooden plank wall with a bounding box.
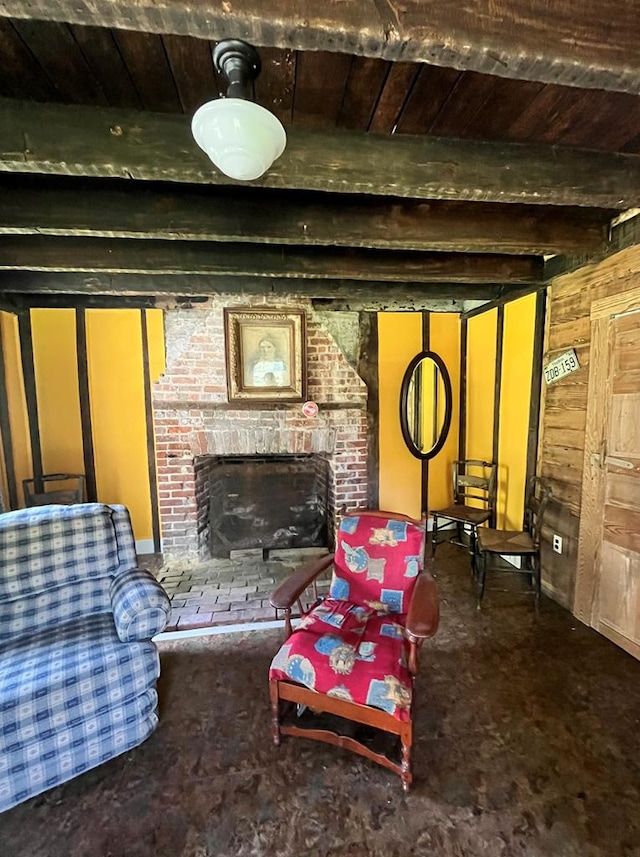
[540,242,640,609]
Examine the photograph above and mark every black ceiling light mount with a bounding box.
[191,39,286,182]
[213,39,261,100]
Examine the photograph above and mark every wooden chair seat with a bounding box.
[23,474,86,507]
[434,505,491,526]
[477,528,535,553]
[270,603,415,717]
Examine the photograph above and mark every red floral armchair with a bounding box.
[268,509,439,790]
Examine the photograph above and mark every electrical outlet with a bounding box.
[553,534,563,554]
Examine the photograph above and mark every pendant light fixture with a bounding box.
[191,39,287,182]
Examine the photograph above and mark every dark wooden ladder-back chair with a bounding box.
[474,476,553,609]
[268,509,440,791]
[430,459,497,572]
[23,474,86,507]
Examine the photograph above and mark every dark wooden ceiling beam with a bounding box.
[0,273,504,303]
[0,176,611,256]
[0,1,639,92]
[0,235,542,283]
[0,99,638,208]
[543,211,640,281]
[311,296,486,312]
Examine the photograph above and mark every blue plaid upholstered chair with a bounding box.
[0,503,170,812]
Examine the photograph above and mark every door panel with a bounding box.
[609,395,640,452]
[595,542,640,645]
[577,295,640,660]
[593,310,640,657]
[603,503,640,554]
[606,471,640,507]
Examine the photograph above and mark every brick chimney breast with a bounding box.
[153,296,368,558]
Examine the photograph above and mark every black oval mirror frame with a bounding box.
[399,350,453,460]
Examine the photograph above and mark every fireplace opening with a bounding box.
[195,454,332,558]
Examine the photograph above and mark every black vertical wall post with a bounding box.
[358,312,379,510]
[458,317,468,463]
[0,318,18,509]
[421,311,430,517]
[75,308,98,502]
[140,310,162,554]
[17,310,43,496]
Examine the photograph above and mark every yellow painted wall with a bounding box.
[31,309,84,476]
[498,294,536,529]
[3,300,535,545]
[0,314,11,507]
[0,430,7,508]
[143,309,166,538]
[428,313,460,512]
[464,310,498,515]
[465,299,537,528]
[1,312,32,506]
[378,313,422,518]
[1,308,165,544]
[85,309,154,541]
[378,312,461,521]
[466,309,498,463]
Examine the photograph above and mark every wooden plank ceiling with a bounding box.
[0,7,638,308]
[1,19,638,150]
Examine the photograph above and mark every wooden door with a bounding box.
[575,288,640,659]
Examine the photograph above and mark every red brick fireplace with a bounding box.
[152,295,368,559]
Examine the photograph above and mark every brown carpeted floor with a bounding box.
[2,544,640,857]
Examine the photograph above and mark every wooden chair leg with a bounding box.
[533,555,542,612]
[400,721,413,792]
[469,527,477,578]
[476,551,487,609]
[269,680,281,746]
[471,531,481,582]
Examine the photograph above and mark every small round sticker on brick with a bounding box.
[302,401,319,418]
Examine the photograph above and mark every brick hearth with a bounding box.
[155,547,332,631]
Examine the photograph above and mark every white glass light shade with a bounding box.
[191,98,287,181]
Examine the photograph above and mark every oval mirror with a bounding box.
[399,351,453,460]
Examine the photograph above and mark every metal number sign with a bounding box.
[543,348,580,385]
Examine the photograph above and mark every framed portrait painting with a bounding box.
[224,309,307,402]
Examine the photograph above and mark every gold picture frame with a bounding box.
[224,308,306,402]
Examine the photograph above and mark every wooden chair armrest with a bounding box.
[269,554,335,610]
[405,572,440,640]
